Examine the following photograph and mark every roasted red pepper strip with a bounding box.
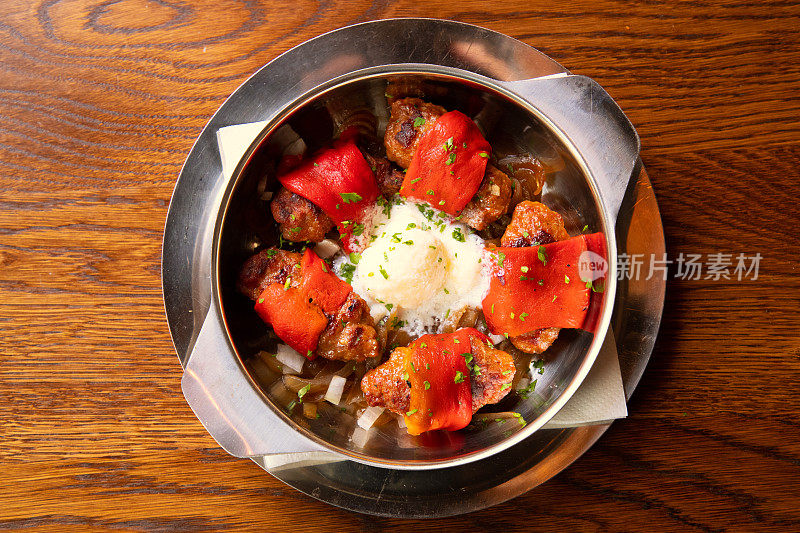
[254,284,328,357]
[277,139,378,252]
[482,233,606,337]
[299,248,352,315]
[400,111,491,215]
[402,328,489,435]
[253,249,354,358]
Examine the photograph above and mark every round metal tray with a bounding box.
[163,19,665,518]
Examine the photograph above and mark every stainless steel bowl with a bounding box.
[166,19,640,473]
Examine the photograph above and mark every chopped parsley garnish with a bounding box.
[313,162,319,167]
[349,252,361,264]
[406,409,418,416]
[518,379,537,399]
[502,369,514,375]
[446,153,456,165]
[538,246,548,265]
[478,152,489,158]
[297,384,311,402]
[444,137,454,151]
[496,251,506,268]
[403,240,413,245]
[340,192,362,204]
[522,231,529,238]
[538,279,544,286]
[340,263,356,284]
[452,228,465,242]
[413,117,426,128]
[426,189,434,195]
[454,371,465,384]
[582,224,589,232]
[379,265,389,279]
[423,381,431,390]
[410,177,422,184]
[519,312,529,321]
[385,303,394,311]
[438,200,445,206]
[501,383,511,390]
[391,232,402,243]
[520,266,529,273]
[257,298,264,304]
[351,223,365,236]
[406,223,417,230]
[565,275,570,283]
[283,277,291,290]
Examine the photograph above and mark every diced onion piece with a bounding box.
[284,137,307,157]
[488,332,506,345]
[276,344,305,374]
[357,406,385,430]
[490,184,501,196]
[351,427,370,448]
[313,239,340,259]
[325,375,347,405]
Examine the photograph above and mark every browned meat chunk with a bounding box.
[458,165,513,230]
[500,200,569,248]
[317,292,380,362]
[384,98,511,230]
[363,152,404,198]
[384,98,446,168]
[360,346,410,413]
[237,248,301,301]
[238,248,378,361]
[510,327,560,355]
[360,334,515,416]
[500,201,570,354]
[270,187,335,243]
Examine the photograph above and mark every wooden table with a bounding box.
[2,1,799,530]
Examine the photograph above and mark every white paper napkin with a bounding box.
[216,122,627,469]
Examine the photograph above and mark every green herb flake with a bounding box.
[406,409,418,416]
[446,153,456,165]
[410,177,422,184]
[443,287,449,294]
[297,384,311,402]
[522,231,529,238]
[413,117,426,128]
[582,224,589,232]
[538,245,548,265]
[452,228,466,242]
[284,277,291,290]
[565,275,570,284]
[502,369,514,376]
[479,152,489,158]
[340,192,362,204]
[519,312,529,321]
[348,252,361,265]
[424,381,431,390]
[426,189,434,195]
[313,162,319,167]
[520,266,529,273]
[454,371,465,384]
[444,137,454,151]
[379,265,389,279]
[501,383,512,391]
[438,200,445,206]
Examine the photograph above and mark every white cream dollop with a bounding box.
[358,228,447,309]
[339,200,490,335]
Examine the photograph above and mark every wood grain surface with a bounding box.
[1,0,799,531]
